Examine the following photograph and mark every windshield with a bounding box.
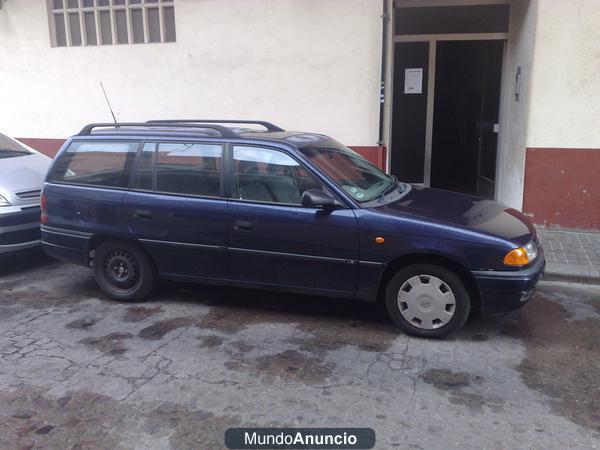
[300,140,396,202]
[0,134,33,159]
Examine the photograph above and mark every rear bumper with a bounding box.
[0,207,41,254]
[41,225,92,266]
[471,255,546,315]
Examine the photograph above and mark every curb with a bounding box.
[542,263,600,285]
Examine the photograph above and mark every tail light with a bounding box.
[40,194,48,225]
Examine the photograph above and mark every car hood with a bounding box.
[378,186,535,245]
[0,152,52,194]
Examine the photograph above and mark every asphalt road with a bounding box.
[0,250,599,449]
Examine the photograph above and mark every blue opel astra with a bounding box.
[41,120,545,338]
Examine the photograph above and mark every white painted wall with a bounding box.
[496,0,537,210]
[497,0,600,208]
[526,0,600,148]
[0,0,383,145]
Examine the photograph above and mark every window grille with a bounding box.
[48,0,176,47]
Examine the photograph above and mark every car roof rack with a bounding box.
[77,122,240,138]
[145,119,285,133]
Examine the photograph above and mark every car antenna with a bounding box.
[100,81,117,124]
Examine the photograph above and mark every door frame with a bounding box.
[389,20,508,196]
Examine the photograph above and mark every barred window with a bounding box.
[48,0,176,47]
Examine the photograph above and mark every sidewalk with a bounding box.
[537,228,600,284]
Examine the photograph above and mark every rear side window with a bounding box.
[51,141,138,188]
[156,142,222,197]
[132,143,156,191]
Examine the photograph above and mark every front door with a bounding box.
[227,144,359,294]
[430,40,504,198]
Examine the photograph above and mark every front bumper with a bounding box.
[0,207,41,254]
[471,254,546,315]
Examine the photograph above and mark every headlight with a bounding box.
[524,241,539,261]
[0,194,10,207]
[503,241,538,267]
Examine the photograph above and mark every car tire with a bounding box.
[93,240,156,301]
[384,263,470,339]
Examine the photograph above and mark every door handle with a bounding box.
[133,209,152,220]
[234,220,253,231]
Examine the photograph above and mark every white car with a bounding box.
[0,133,52,254]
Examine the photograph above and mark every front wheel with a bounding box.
[93,240,156,301]
[385,264,470,339]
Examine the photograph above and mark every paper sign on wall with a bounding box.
[404,68,423,94]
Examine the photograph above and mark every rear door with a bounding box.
[227,144,359,294]
[123,140,228,280]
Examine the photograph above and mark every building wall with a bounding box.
[3,0,599,230]
[522,0,600,229]
[495,0,537,211]
[0,0,383,156]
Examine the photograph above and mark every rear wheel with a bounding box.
[385,264,470,338]
[93,240,156,301]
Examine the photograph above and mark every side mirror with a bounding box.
[301,189,340,208]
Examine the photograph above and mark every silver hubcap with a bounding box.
[397,274,456,330]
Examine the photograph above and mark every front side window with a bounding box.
[48,0,176,47]
[156,142,222,197]
[233,146,323,205]
[300,140,398,203]
[51,141,138,188]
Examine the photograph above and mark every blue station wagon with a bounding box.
[41,120,545,338]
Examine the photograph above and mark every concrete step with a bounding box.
[537,228,600,285]
[543,262,600,285]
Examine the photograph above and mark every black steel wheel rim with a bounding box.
[104,249,140,291]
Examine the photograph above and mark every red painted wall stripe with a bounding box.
[17,138,65,158]
[350,146,387,171]
[523,147,600,230]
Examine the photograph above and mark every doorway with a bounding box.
[430,40,504,198]
[390,3,511,199]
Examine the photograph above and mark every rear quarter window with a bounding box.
[50,141,139,188]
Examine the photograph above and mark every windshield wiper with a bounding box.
[379,175,398,202]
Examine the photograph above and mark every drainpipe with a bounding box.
[378,0,390,171]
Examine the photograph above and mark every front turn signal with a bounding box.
[503,247,529,266]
